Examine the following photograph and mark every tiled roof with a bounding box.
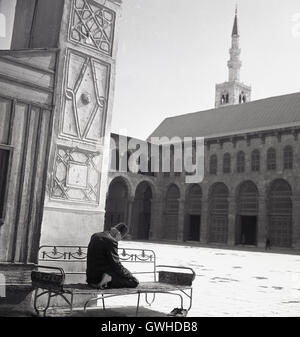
[148,92,300,140]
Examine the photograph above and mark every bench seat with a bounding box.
[64,282,192,295]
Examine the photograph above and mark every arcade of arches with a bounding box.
[104,177,295,248]
[105,178,153,240]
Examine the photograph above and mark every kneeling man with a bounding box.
[86,223,139,289]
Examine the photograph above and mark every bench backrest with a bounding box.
[38,245,157,283]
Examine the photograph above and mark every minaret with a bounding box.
[228,7,241,82]
[215,7,251,108]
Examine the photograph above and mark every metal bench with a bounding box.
[31,245,195,317]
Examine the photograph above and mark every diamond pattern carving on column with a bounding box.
[69,0,116,56]
[61,49,110,143]
[51,146,101,204]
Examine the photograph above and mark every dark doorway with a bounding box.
[132,182,152,240]
[268,179,292,248]
[164,185,180,240]
[188,215,201,241]
[104,178,129,230]
[240,216,257,245]
[209,183,229,243]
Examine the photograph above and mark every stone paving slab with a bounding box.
[3,241,300,317]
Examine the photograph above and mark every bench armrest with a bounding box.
[31,265,66,291]
[156,265,196,286]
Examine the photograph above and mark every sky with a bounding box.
[113,0,300,139]
[1,0,300,140]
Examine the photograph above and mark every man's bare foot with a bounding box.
[98,273,112,289]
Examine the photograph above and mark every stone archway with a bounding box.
[131,182,153,240]
[185,184,202,242]
[104,177,130,230]
[208,183,229,244]
[163,184,180,241]
[268,179,293,248]
[236,181,259,245]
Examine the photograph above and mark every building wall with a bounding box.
[0,49,57,269]
[107,127,300,249]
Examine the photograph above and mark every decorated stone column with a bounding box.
[126,197,134,237]
[227,196,236,246]
[13,0,124,246]
[200,199,209,243]
[177,199,186,242]
[292,196,300,249]
[257,197,267,248]
[148,198,155,240]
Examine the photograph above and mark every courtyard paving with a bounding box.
[84,241,300,317]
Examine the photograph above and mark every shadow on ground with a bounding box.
[48,306,168,317]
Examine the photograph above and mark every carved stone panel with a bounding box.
[69,0,116,56]
[51,146,101,204]
[61,49,110,143]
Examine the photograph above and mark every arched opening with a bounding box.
[283,146,293,170]
[137,153,149,175]
[185,185,202,241]
[267,148,277,171]
[268,180,292,248]
[221,93,229,105]
[164,185,180,240]
[237,151,245,173]
[223,153,231,174]
[209,154,218,175]
[236,181,259,246]
[209,183,229,244]
[132,182,152,240]
[104,178,129,231]
[239,92,247,104]
[251,149,260,172]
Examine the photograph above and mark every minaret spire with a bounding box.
[214,6,251,108]
[228,7,241,82]
[232,5,239,36]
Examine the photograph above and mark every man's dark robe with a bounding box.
[86,231,138,288]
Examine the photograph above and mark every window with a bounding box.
[210,155,218,175]
[174,151,183,176]
[223,153,231,174]
[251,150,260,172]
[239,92,247,104]
[110,149,119,171]
[283,146,293,170]
[0,147,10,224]
[137,153,149,176]
[221,93,229,105]
[267,148,277,171]
[185,156,195,176]
[237,151,245,173]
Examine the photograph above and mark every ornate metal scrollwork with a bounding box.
[39,246,155,263]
